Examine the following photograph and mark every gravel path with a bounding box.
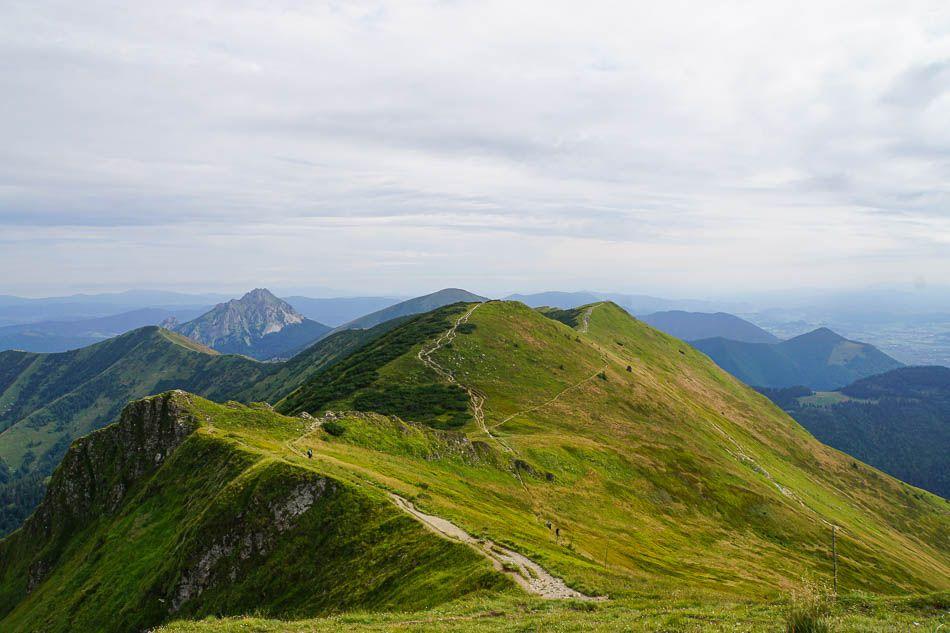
[390,493,601,600]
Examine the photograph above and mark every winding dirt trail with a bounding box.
[390,493,600,600]
[417,304,515,453]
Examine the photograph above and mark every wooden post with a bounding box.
[832,525,838,595]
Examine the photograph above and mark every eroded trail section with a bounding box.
[578,305,594,333]
[390,493,600,600]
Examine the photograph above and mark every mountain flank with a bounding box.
[693,327,903,389]
[169,289,330,360]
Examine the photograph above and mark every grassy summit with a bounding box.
[0,300,947,631]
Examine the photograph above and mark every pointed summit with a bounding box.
[171,289,329,360]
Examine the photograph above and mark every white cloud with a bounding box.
[0,0,947,295]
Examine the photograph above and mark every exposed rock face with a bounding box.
[20,391,199,590]
[172,289,305,348]
[171,478,331,612]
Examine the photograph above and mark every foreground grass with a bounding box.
[161,592,949,632]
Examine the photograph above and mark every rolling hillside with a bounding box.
[0,328,270,535]
[1,301,947,631]
[759,366,950,498]
[641,310,779,343]
[693,327,904,389]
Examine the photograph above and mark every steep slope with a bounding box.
[693,327,904,389]
[759,366,950,498]
[171,289,331,360]
[0,328,269,535]
[0,392,506,633]
[641,310,778,343]
[0,307,207,353]
[339,288,487,331]
[275,301,948,597]
[283,296,401,327]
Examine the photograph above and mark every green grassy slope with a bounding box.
[276,301,948,598]
[0,392,507,633]
[0,327,271,534]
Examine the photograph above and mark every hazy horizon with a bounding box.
[2,2,947,296]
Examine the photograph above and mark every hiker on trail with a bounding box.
[307,448,313,459]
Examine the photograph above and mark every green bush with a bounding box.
[322,421,345,437]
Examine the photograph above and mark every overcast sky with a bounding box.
[1,1,948,297]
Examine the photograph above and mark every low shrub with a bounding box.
[322,421,345,437]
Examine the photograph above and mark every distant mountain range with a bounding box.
[283,296,401,327]
[506,291,734,314]
[168,289,331,360]
[0,307,208,353]
[641,311,778,344]
[757,366,950,498]
[0,290,227,327]
[339,288,488,331]
[693,327,904,390]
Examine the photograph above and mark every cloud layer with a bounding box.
[1,1,948,296]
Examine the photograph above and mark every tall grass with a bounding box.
[785,580,833,633]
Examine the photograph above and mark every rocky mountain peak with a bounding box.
[172,289,305,347]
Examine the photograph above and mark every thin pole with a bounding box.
[832,525,838,595]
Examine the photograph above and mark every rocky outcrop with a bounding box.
[171,478,331,612]
[34,391,198,530]
[17,391,199,591]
